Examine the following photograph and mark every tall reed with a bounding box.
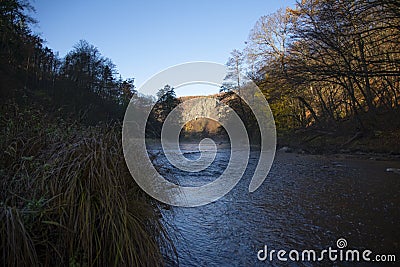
[0,102,176,266]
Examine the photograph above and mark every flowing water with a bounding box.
[149,143,400,266]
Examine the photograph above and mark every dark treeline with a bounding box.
[0,1,177,266]
[1,0,136,123]
[146,84,181,138]
[226,0,400,134]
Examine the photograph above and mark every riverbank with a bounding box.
[278,129,400,160]
[277,112,400,157]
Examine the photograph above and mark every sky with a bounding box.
[33,0,295,96]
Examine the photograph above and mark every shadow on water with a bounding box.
[149,142,400,266]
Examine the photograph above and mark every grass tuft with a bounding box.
[0,102,176,266]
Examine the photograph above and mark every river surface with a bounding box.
[148,143,400,266]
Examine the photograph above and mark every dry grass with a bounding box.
[0,102,176,266]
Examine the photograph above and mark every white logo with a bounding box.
[336,238,347,249]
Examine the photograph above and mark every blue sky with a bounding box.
[33,0,295,96]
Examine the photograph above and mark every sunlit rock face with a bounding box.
[178,94,232,137]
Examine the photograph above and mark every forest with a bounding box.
[0,1,176,265]
[1,0,399,266]
[223,0,400,153]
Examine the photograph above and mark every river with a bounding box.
[149,143,400,266]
